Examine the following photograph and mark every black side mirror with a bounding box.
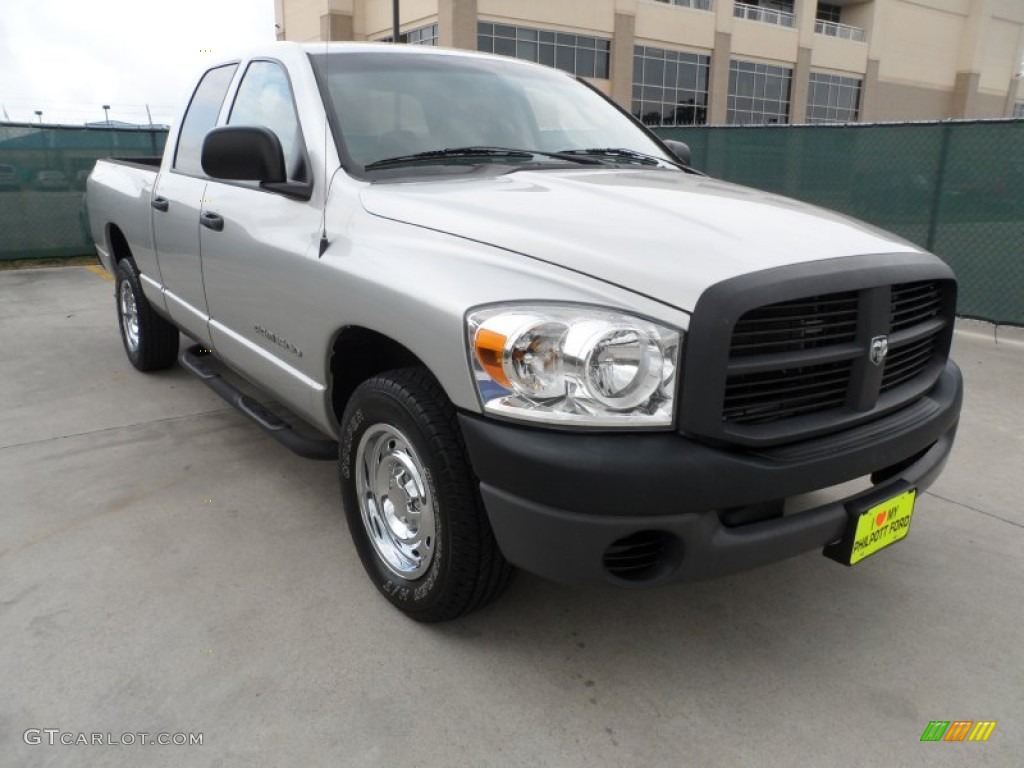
[201,126,286,183]
[663,139,691,167]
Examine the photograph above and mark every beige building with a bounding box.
[275,0,1024,124]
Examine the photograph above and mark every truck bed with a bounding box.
[102,156,162,170]
[86,158,161,280]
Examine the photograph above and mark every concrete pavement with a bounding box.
[1,266,1021,767]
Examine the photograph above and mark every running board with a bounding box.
[181,345,337,461]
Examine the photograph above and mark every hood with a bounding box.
[359,168,921,312]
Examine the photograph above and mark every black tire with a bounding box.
[339,367,513,622]
[114,257,179,372]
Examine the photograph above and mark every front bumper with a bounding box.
[459,361,962,586]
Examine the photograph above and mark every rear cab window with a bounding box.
[174,64,238,176]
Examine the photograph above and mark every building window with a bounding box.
[378,23,438,45]
[727,60,792,124]
[477,22,611,79]
[806,72,861,123]
[651,0,714,10]
[816,3,842,23]
[1014,102,1024,118]
[632,45,710,126]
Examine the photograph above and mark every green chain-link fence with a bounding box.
[1,120,1020,325]
[0,123,167,260]
[657,119,1024,326]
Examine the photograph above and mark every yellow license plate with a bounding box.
[849,489,916,565]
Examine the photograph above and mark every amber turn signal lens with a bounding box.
[474,328,510,387]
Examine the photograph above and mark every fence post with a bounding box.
[925,120,953,253]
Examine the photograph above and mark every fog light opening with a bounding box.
[602,530,681,583]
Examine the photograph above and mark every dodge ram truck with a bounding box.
[87,43,962,621]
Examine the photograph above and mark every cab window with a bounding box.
[228,60,308,183]
[174,64,238,176]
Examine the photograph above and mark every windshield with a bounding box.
[309,50,674,174]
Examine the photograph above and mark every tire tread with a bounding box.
[115,258,179,371]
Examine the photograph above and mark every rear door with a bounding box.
[152,63,237,341]
[199,59,325,420]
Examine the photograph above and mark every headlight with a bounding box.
[467,304,681,428]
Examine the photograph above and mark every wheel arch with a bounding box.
[105,223,133,264]
[328,326,445,428]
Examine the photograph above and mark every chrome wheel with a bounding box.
[119,280,139,352]
[355,424,436,579]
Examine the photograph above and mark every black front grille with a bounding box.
[718,280,952,433]
[724,360,853,424]
[891,281,943,332]
[730,292,859,357]
[881,334,937,392]
[679,256,956,448]
[880,280,945,393]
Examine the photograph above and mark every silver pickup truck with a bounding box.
[88,42,962,621]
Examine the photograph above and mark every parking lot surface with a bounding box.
[2,266,1021,767]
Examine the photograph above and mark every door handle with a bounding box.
[151,196,169,212]
[200,211,224,232]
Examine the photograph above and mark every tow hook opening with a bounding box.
[871,443,935,485]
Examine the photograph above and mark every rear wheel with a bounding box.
[339,367,513,622]
[115,258,179,371]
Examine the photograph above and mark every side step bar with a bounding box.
[181,345,337,461]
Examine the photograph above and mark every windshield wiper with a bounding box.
[557,147,688,169]
[364,146,603,171]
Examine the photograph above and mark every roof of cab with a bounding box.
[214,40,562,80]
[297,41,492,60]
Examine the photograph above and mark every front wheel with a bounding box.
[114,258,179,371]
[339,368,513,622]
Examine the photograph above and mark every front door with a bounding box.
[199,59,325,421]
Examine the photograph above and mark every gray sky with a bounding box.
[0,0,276,126]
